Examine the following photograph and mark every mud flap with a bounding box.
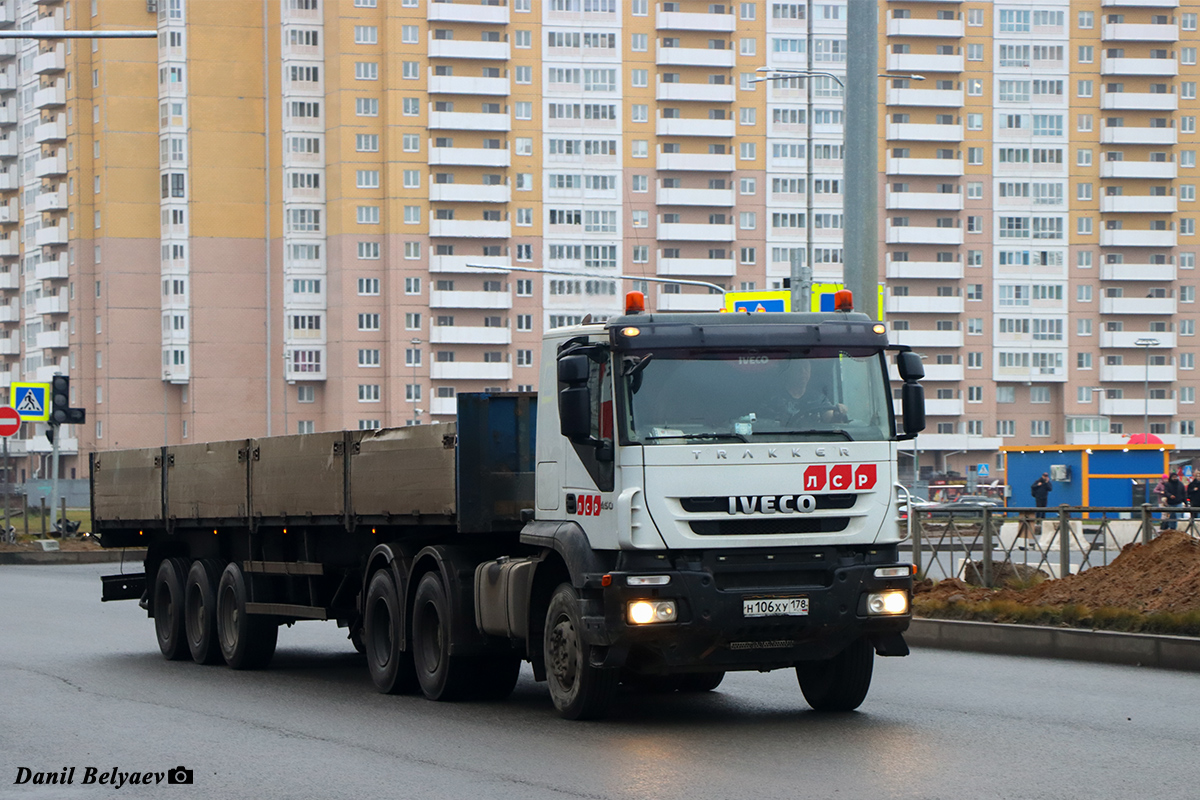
[871,632,909,657]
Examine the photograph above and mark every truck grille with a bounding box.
[680,494,857,513]
[688,517,850,536]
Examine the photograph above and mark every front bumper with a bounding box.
[578,549,911,673]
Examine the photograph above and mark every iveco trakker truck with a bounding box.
[95,294,926,719]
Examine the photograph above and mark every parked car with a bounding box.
[898,496,936,520]
[926,495,1002,518]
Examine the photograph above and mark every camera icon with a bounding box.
[166,766,193,785]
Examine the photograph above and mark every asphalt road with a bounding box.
[1,563,1196,800]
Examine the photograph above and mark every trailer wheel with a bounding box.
[184,559,224,665]
[544,583,619,720]
[216,563,278,670]
[363,569,417,694]
[412,571,474,701]
[153,558,189,661]
[795,637,874,712]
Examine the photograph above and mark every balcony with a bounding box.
[34,255,69,281]
[655,46,736,68]
[428,219,511,239]
[656,118,735,137]
[0,199,13,223]
[1099,397,1177,417]
[656,257,736,277]
[0,138,13,158]
[1101,56,1177,77]
[885,157,963,176]
[654,293,724,312]
[25,435,77,455]
[32,80,64,109]
[1100,364,1177,382]
[427,75,509,96]
[429,326,512,345]
[1099,296,1176,315]
[0,168,14,191]
[32,45,65,74]
[1102,22,1178,41]
[429,290,512,310]
[34,222,67,246]
[427,111,510,132]
[36,328,67,350]
[885,224,963,246]
[1101,91,1177,111]
[886,18,964,37]
[1099,262,1175,281]
[0,67,14,93]
[885,87,963,107]
[0,104,15,125]
[655,82,736,103]
[884,260,964,280]
[431,397,458,416]
[35,291,67,315]
[657,222,735,241]
[429,184,510,203]
[427,3,509,24]
[1099,160,1177,180]
[899,398,963,417]
[430,362,513,381]
[655,10,736,32]
[656,187,735,206]
[428,255,509,273]
[899,434,1004,452]
[30,9,64,33]
[427,40,509,60]
[1099,331,1174,349]
[886,122,963,142]
[1100,195,1177,214]
[34,187,66,212]
[33,116,65,143]
[1100,126,1177,145]
[428,147,510,167]
[0,270,16,290]
[886,53,963,73]
[0,334,16,355]
[33,151,66,178]
[656,152,735,172]
[885,296,964,314]
[885,192,963,211]
[1099,229,1177,248]
[0,233,15,256]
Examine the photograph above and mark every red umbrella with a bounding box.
[1125,433,1164,444]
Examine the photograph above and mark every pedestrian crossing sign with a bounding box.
[11,382,50,422]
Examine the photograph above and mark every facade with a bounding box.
[1,0,1198,487]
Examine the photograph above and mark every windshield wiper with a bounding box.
[644,432,749,443]
[755,429,854,441]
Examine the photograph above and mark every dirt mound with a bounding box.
[918,532,1200,613]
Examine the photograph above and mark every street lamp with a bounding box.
[750,68,923,315]
[1135,338,1160,440]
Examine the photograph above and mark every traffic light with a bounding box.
[50,375,69,425]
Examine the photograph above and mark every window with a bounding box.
[631,33,647,51]
[967,43,983,61]
[1078,217,1093,235]
[967,8,983,26]
[1031,420,1052,437]
[402,62,418,80]
[515,101,532,120]
[1077,80,1092,98]
[357,206,380,225]
[967,147,983,166]
[967,79,982,97]
[356,25,379,45]
[1185,13,1198,31]
[358,385,381,403]
[515,65,532,84]
[739,212,756,230]
[967,352,982,369]
[404,206,420,224]
[358,313,380,331]
[1077,285,1093,302]
[740,142,756,161]
[1077,149,1092,167]
[403,134,419,152]
[358,170,382,189]
[740,2,755,19]
[631,104,647,123]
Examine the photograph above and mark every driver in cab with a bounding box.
[777,360,848,426]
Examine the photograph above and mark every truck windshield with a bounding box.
[619,351,891,444]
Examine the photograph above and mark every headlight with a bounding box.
[867,591,909,616]
[628,600,677,624]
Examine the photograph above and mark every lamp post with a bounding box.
[1135,338,1159,440]
[1090,386,1107,445]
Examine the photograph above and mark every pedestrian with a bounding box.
[1162,472,1187,531]
[1188,473,1200,515]
[1030,472,1052,519]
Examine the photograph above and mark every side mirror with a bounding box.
[558,354,590,384]
[896,350,925,382]
[559,386,591,442]
[901,382,925,438]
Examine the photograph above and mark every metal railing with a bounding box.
[905,504,1199,587]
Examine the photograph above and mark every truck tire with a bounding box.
[363,569,417,694]
[184,559,223,665]
[795,637,874,712]
[153,558,189,661]
[412,571,476,701]
[216,563,278,670]
[544,583,619,720]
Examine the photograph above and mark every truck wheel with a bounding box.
[216,563,278,670]
[795,638,874,712]
[544,583,619,720]
[184,559,224,665]
[153,558,189,661]
[412,571,474,701]
[363,569,417,694]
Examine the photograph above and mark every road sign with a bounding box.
[725,290,790,313]
[0,406,18,437]
[977,463,990,478]
[1184,465,1194,479]
[11,382,50,422]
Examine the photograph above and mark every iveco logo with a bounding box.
[728,495,817,515]
[738,356,769,365]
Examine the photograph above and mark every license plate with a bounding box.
[743,596,809,618]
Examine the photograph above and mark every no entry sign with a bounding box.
[0,406,19,437]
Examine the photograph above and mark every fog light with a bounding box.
[867,591,909,616]
[628,600,677,624]
[626,575,670,587]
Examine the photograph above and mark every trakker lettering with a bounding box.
[727,495,818,514]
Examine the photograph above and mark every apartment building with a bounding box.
[1,0,1198,487]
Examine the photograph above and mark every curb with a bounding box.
[0,549,145,566]
[907,617,1200,672]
